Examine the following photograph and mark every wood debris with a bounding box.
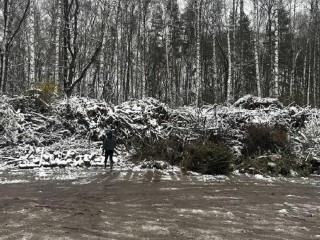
[0,94,319,172]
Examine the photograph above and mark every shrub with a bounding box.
[131,136,184,164]
[132,137,234,175]
[29,79,60,104]
[182,141,234,175]
[276,156,311,176]
[238,155,311,176]
[242,124,289,156]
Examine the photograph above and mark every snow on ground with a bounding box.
[1,157,320,188]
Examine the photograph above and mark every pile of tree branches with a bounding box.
[0,94,319,172]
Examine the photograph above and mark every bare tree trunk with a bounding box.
[239,0,245,97]
[141,0,147,99]
[267,3,273,97]
[195,0,202,106]
[232,0,238,98]
[61,0,103,97]
[29,0,36,84]
[302,47,307,104]
[313,38,317,106]
[140,0,150,99]
[134,1,142,99]
[318,38,320,107]
[113,1,121,103]
[115,39,120,103]
[1,0,30,93]
[253,0,261,97]
[97,1,110,100]
[162,0,170,102]
[62,0,68,93]
[98,34,106,99]
[274,3,279,98]
[307,41,311,106]
[225,0,232,102]
[125,4,134,101]
[227,25,233,102]
[0,0,8,94]
[1,51,9,94]
[289,0,297,100]
[54,0,60,89]
[212,31,217,102]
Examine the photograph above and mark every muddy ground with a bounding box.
[0,168,320,240]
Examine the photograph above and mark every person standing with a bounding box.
[102,131,116,169]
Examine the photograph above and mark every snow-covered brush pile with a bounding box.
[53,97,171,144]
[233,94,283,109]
[0,96,173,169]
[0,98,23,146]
[167,95,320,174]
[0,94,320,173]
[0,96,64,148]
[171,96,308,154]
[294,109,320,166]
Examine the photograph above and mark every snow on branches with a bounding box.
[0,94,320,172]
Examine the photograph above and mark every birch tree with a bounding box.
[0,0,9,93]
[226,0,233,102]
[195,0,202,106]
[139,0,150,99]
[253,0,262,97]
[161,0,170,102]
[289,0,297,99]
[274,0,279,98]
[311,0,319,106]
[211,3,218,102]
[28,0,36,84]
[54,0,60,85]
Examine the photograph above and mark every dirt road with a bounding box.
[0,168,319,240]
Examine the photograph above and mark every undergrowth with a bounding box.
[239,123,311,176]
[238,155,310,177]
[132,124,311,176]
[181,141,234,175]
[242,123,289,156]
[132,137,234,175]
[28,79,60,104]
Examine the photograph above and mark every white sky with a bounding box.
[177,0,253,14]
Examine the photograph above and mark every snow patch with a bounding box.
[142,225,169,235]
[203,196,243,201]
[278,209,289,214]
[0,179,29,184]
[175,208,237,219]
[160,188,179,191]
[254,174,274,182]
[286,195,310,199]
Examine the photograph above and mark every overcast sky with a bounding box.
[177,0,253,15]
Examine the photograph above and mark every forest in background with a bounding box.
[0,0,319,107]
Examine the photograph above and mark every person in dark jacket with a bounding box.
[102,131,116,169]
